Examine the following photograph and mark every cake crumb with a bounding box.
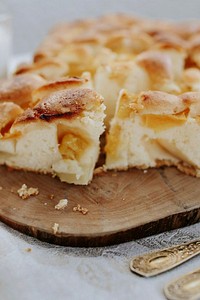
[55,199,68,210]
[93,165,106,175]
[73,204,88,215]
[49,194,54,200]
[143,170,148,174]
[44,202,47,206]
[0,186,2,190]
[25,248,32,252]
[17,184,39,200]
[52,223,59,234]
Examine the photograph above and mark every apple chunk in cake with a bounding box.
[105,90,200,177]
[0,88,105,185]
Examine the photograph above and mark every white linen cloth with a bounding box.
[1,222,200,300]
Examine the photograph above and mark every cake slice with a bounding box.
[105,89,200,177]
[0,88,105,184]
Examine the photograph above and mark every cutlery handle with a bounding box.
[130,239,200,277]
[164,268,200,300]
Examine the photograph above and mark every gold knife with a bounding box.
[130,239,200,277]
[164,268,200,300]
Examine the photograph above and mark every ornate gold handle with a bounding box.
[164,268,200,300]
[130,239,200,277]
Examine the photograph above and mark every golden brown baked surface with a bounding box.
[0,74,46,108]
[16,88,103,123]
[32,75,91,104]
[115,90,200,118]
[31,14,200,67]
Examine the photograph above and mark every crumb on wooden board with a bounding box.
[55,199,68,210]
[17,184,39,200]
[93,166,106,175]
[52,223,59,234]
[73,204,89,215]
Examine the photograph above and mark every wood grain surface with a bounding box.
[0,166,200,247]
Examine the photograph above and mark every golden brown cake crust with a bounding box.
[0,74,46,108]
[136,91,186,115]
[15,58,63,74]
[132,90,200,116]
[33,77,89,96]
[15,88,103,123]
[136,51,173,80]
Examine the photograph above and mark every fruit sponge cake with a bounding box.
[105,89,200,177]
[0,87,105,185]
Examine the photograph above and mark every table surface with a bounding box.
[1,56,200,300]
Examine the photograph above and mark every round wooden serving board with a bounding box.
[0,165,200,247]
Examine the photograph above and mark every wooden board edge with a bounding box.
[1,208,200,247]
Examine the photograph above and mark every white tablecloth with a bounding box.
[1,222,200,300]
